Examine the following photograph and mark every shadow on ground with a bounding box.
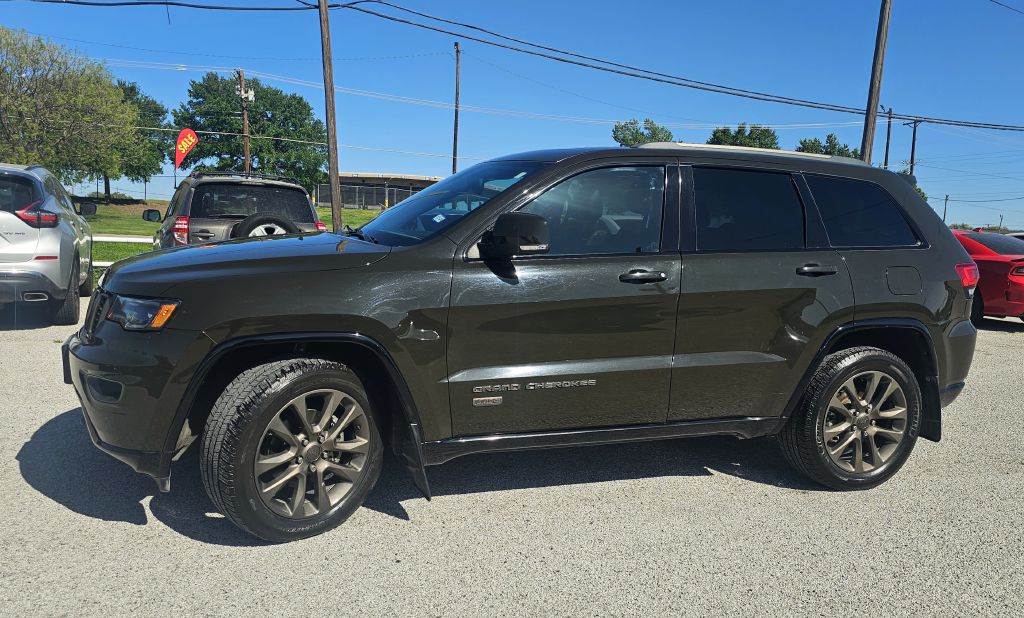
[975,317,1024,333]
[0,302,59,331]
[18,409,821,545]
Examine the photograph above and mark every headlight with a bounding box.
[106,295,180,331]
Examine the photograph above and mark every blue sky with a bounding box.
[5,0,1024,228]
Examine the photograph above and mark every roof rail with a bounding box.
[189,170,302,185]
[636,141,867,164]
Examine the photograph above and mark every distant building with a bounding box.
[316,172,442,210]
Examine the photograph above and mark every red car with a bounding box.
[953,230,1024,324]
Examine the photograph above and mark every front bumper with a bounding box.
[62,320,214,487]
[0,269,64,304]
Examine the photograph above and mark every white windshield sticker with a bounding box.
[432,214,446,223]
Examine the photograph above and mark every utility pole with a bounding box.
[905,119,921,175]
[943,194,948,222]
[999,214,1004,230]
[452,41,461,176]
[236,69,254,176]
[859,0,892,164]
[317,0,343,232]
[883,107,893,169]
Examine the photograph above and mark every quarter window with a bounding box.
[805,175,918,247]
[518,166,665,256]
[693,167,805,251]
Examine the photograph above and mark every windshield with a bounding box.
[190,183,314,222]
[359,160,546,246]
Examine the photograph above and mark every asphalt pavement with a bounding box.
[0,300,1021,616]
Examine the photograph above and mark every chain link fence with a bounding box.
[316,184,423,210]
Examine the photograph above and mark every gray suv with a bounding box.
[0,163,94,324]
[144,171,325,248]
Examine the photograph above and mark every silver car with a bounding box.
[0,163,95,324]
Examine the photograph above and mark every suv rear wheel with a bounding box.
[200,358,383,542]
[779,346,921,490]
[52,260,80,325]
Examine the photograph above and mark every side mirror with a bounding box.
[142,209,162,222]
[78,203,97,216]
[478,211,550,260]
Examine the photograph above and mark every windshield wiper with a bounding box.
[344,225,378,244]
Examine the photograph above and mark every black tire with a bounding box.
[971,292,985,326]
[52,261,81,325]
[230,214,300,239]
[201,358,383,542]
[79,257,94,297]
[778,346,922,490]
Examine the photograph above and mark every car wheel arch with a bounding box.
[778,319,942,443]
[168,331,432,498]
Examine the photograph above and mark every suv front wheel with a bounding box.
[779,347,922,490]
[200,358,383,542]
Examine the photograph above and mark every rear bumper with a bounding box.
[0,269,63,304]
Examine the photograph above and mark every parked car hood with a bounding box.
[102,232,390,296]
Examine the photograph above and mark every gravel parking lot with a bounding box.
[0,300,1021,616]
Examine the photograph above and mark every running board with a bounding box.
[422,417,779,466]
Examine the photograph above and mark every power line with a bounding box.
[988,0,1024,17]
[26,0,1024,131]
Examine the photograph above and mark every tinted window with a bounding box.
[806,175,918,247]
[0,175,39,213]
[189,183,313,222]
[694,167,804,251]
[519,166,665,256]
[961,232,1024,255]
[361,160,545,246]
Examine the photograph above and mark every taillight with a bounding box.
[315,221,327,232]
[173,216,189,245]
[1011,266,1024,277]
[15,200,59,228]
[955,262,980,288]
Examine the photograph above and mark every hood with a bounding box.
[103,232,390,296]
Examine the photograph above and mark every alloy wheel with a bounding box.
[254,389,370,519]
[822,370,908,474]
[249,224,287,237]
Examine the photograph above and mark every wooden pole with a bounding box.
[238,69,251,176]
[859,0,892,164]
[318,0,343,231]
[452,41,461,175]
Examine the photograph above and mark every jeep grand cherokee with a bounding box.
[63,144,977,542]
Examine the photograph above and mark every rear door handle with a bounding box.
[796,263,839,277]
[619,269,667,284]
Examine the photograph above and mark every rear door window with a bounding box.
[805,175,919,247]
[693,167,805,251]
[189,183,313,222]
[0,175,39,213]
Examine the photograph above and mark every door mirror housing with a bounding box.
[77,203,97,217]
[142,209,162,222]
[478,211,550,260]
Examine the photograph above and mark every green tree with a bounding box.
[0,28,138,183]
[612,118,674,147]
[172,72,327,189]
[116,80,172,183]
[796,133,860,159]
[706,123,779,149]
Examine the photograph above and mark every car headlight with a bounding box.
[106,295,180,331]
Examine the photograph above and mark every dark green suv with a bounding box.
[63,144,978,541]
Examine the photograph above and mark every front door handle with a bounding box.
[796,263,839,277]
[619,269,667,284]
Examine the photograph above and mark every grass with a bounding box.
[92,241,152,264]
[85,205,384,286]
[81,202,381,237]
